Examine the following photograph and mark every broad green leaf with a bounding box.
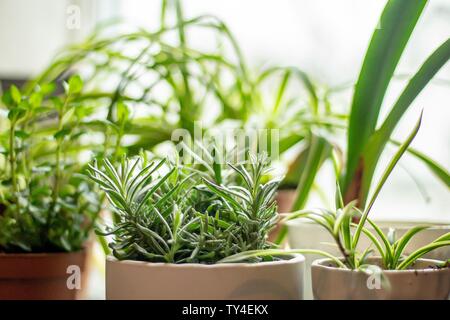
[344,0,427,195]
[380,39,450,142]
[358,38,450,204]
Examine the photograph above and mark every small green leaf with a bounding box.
[68,75,83,94]
[8,107,27,122]
[116,101,130,123]
[29,92,43,108]
[54,128,71,140]
[14,130,30,139]
[39,82,56,96]
[10,85,21,105]
[61,107,75,125]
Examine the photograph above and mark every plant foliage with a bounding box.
[224,114,450,271]
[89,150,280,263]
[0,77,101,253]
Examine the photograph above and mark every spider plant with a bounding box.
[88,149,283,263]
[25,0,253,154]
[275,0,450,244]
[0,76,101,252]
[26,0,328,175]
[220,113,450,271]
[342,0,450,207]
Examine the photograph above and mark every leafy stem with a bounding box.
[53,94,70,201]
[9,120,17,195]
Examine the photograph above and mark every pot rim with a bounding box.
[107,253,305,268]
[285,218,450,229]
[312,257,449,274]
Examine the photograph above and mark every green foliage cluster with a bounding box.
[89,152,280,263]
[0,76,101,253]
[224,115,450,271]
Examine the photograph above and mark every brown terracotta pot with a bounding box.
[0,250,87,300]
[268,189,297,242]
[275,189,296,213]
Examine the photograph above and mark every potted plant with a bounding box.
[88,150,305,300]
[223,119,450,299]
[31,1,324,180]
[0,77,101,299]
[307,150,450,300]
[277,0,450,297]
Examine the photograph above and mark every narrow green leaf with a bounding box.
[291,134,331,211]
[352,112,423,249]
[344,0,427,194]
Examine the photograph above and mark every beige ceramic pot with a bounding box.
[286,218,450,299]
[312,257,450,300]
[106,254,305,300]
[0,250,87,300]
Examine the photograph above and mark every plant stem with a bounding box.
[53,96,70,201]
[9,121,17,194]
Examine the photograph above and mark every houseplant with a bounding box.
[0,77,101,299]
[300,116,449,299]
[29,0,323,166]
[89,150,305,299]
[222,116,450,299]
[278,0,450,297]
[280,0,450,216]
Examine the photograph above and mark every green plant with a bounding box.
[272,0,450,247]
[0,76,101,253]
[221,114,450,271]
[27,0,252,152]
[88,150,282,263]
[282,0,450,217]
[343,0,450,207]
[28,0,327,174]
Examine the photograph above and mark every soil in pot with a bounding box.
[0,250,87,300]
[311,257,450,300]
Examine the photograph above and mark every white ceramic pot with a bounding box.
[106,255,305,300]
[286,219,450,299]
[312,257,450,300]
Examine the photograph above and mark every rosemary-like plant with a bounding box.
[89,151,281,263]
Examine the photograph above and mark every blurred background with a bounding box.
[1,0,449,298]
